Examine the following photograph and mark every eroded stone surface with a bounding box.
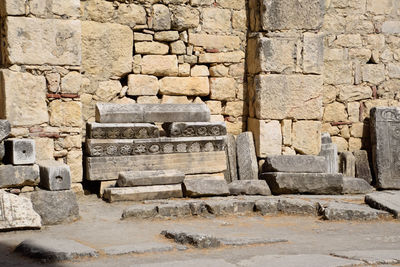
[237,132,258,180]
[229,180,271,196]
[365,191,400,219]
[342,177,373,194]
[262,155,327,173]
[0,165,39,188]
[4,139,36,165]
[0,120,11,141]
[319,202,391,221]
[163,122,226,137]
[38,160,71,191]
[86,122,160,139]
[117,170,185,187]
[183,175,229,197]
[103,184,183,202]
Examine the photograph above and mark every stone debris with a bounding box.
[262,155,327,173]
[0,164,39,188]
[226,134,238,182]
[330,250,400,265]
[228,180,271,196]
[0,190,41,231]
[102,242,175,256]
[365,191,400,219]
[103,184,183,202]
[4,139,36,165]
[319,202,391,221]
[15,238,98,262]
[0,120,11,141]
[339,152,356,177]
[162,122,226,137]
[342,177,373,194]
[353,150,373,184]
[86,122,160,139]
[183,175,230,197]
[236,132,258,180]
[117,170,185,187]
[319,133,338,174]
[38,160,71,191]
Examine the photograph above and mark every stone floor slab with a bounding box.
[331,250,400,264]
[365,191,400,219]
[319,202,392,221]
[103,242,175,256]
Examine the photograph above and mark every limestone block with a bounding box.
[388,63,400,79]
[199,51,245,63]
[170,41,186,55]
[320,202,390,220]
[342,177,373,194]
[202,8,231,32]
[382,21,400,34]
[34,138,54,161]
[191,65,209,77]
[0,165,39,188]
[52,0,80,17]
[365,191,400,219]
[223,101,247,118]
[86,122,159,139]
[323,61,353,85]
[135,42,169,55]
[189,33,241,51]
[367,0,394,14]
[206,101,222,114]
[353,150,373,184]
[152,4,171,30]
[154,31,179,42]
[0,120,11,142]
[117,170,185,187]
[232,10,247,31]
[82,21,132,78]
[115,3,147,26]
[281,120,291,146]
[334,34,363,48]
[159,77,209,96]
[332,136,348,152]
[323,102,348,122]
[248,118,281,157]
[0,0,25,15]
[103,185,183,202]
[338,85,372,102]
[163,122,226,137]
[141,55,178,76]
[237,132,258,180]
[161,96,190,104]
[127,75,159,96]
[216,0,245,9]
[362,64,385,85]
[209,65,229,77]
[5,17,81,65]
[96,80,122,102]
[210,78,236,101]
[49,101,81,127]
[229,180,271,196]
[0,70,48,126]
[4,139,35,165]
[183,175,229,197]
[292,121,321,155]
[339,152,356,177]
[67,150,83,183]
[263,155,327,173]
[303,33,324,74]
[171,6,199,30]
[178,63,190,77]
[60,72,82,94]
[38,160,71,191]
[319,136,338,174]
[85,151,227,181]
[134,33,153,41]
[137,96,160,104]
[226,134,238,182]
[253,74,323,120]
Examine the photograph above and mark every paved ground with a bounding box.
[1,194,400,266]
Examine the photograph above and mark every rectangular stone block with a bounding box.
[86,122,159,139]
[183,175,229,197]
[353,150,373,184]
[198,51,245,64]
[260,172,344,195]
[85,151,227,181]
[4,139,36,165]
[38,160,71,191]
[370,107,400,189]
[262,155,328,173]
[162,122,226,137]
[0,165,39,188]
[117,170,184,187]
[103,184,183,202]
[188,33,241,50]
[95,103,210,123]
[248,118,282,157]
[237,132,259,180]
[339,152,356,177]
[226,134,238,182]
[159,77,209,96]
[4,17,81,65]
[85,136,226,157]
[303,32,324,74]
[319,133,338,174]
[0,0,25,16]
[253,74,323,120]
[0,120,11,142]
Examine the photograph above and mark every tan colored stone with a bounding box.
[141,55,178,76]
[205,101,222,115]
[161,95,190,104]
[189,33,241,51]
[223,101,246,117]
[324,48,347,61]
[191,65,209,77]
[334,34,363,48]
[323,102,348,122]
[210,78,237,101]
[332,136,348,152]
[134,33,153,41]
[199,51,244,63]
[362,99,390,120]
[0,70,48,127]
[226,121,244,135]
[133,55,142,74]
[210,115,224,122]
[34,138,54,161]
[322,123,340,136]
[152,4,171,31]
[136,96,160,104]
[248,118,282,157]
[361,64,385,85]
[0,0,25,15]
[61,72,82,94]
[322,85,338,104]
[292,121,321,155]
[232,10,247,31]
[282,147,296,155]
[116,3,147,26]
[323,61,353,85]
[350,123,365,138]
[303,33,324,74]
[209,65,229,77]
[338,85,372,102]
[171,6,199,30]
[216,0,245,9]
[154,31,179,42]
[281,120,292,146]
[229,63,245,77]
[170,41,186,55]
[49,101,82,127]
[63,135,82,149]
[340,125,350,139]
[135,42,169,55]
[348,138,362,152]
[112,97,136,105]
[202,8,231,33]
[82,0,114,22]
[388,63,400,79]
[348,102,361,122]
[159,77,209,96]
[52,0,80,17]
[178,63,191,77]
[46,73,60,93]
[127,75,159,96]
[367,0,394,14]
[349,49,371,63]
[96,80,122,102]
[67,150,83,183]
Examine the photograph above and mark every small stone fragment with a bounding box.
[0,120,11,141]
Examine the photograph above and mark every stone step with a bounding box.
[319,202,392,220]
[228,180,271,196]
[86,122,160,139]
[0,164,39,188]
[85,136,226,157]
[85,151,227,181]
[262,155,327,173]
[260,172,343,195]
[342,177,373,194]
[183,174,230,197]
[103,184,183,202]
[162,122,226,137]
[117,170,185,187]
[365,191,400,219]
[95,103,210,123]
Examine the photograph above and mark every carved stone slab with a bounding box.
[86,122,160,139]
[95,103,210,123]
[162,122,226,137]
[85,151,227,181]
[370,107,400,189]
[85,136,226,157]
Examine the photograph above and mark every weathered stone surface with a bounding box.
[67,150,83,183]
[0,70,48,126]
[85,136,226,157]
[183,175,229,197]
[339,152,356,177]
[253,74,323,120]
[141,55,178,76]
[365,191,400,219]
[209,78,237,101]
[276,198,317,215]
[261,172,344,195]
[159,77,209,96]
[30,190,79,225]
[86,122,159,139]
[331,250,400,265]
[171,6,199,30]
[0,0,25,15]
[95,103,210,123]
[38,160,71,191]
[163,122,226,137]
[61,72,81,94]
[338,85,372,102]
[353,150,373,184]
[229,180,271,196]
[103,184,183,202]
[0,190,41,231]
[237,132,258,180]
[0,142,4,161]
[189,33,241,50]
[4,139,36,165]
[292,121,321,155]
[82,21,132,78]
[191,65,209,77]
[15,238,98,261]
[0,120,11,141]
[202,8,231,32]
[127,75,159,96]
[303,32,324,74]
[370,107,400,189]
[162,230,220,248]
[121,204,158,219]
[382,21,400,34]
[49,100,81,127]
[157,202,192,217]
[226,134,238,182]
[0,165,39,188]
[319,133,338,174]
[117,170,184,187]
[263,155,327,173]
[86,151,227,181]
[248,118,282,157]
[219,237,287,246]
[103,242,175,256]
[198,51,245,64]
[255,198,279,215]
[5,17,81,65]
[154,31,179,42]
[152,4,171,30]
[319,202,391,221]
[135,41,169,55]
[342,177,373,194]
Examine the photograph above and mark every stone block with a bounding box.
[141,55,179,76]
[0,70,48,127]
[338,85,372,102]
[85,136,226,157]
[135,42,169,55]
[210,77,236,101]
[226,134,238,182]
[362,64,385,85]
[188,33,241,51]
[163,122,226,137]
[370,107,400,189]
[0,165,39,188]
[157,202,191,217]
[86,122,159,139]
[159,77,209,96]
[96,80,122,102]
[342,177,373,194]
[229,180,271,196]
[248,118,282,157]
[324,102,348,122]
[319,202,391,221]
[121,204,158,219]
[118,170,184,187]
[319,142,338,174]
[339,152,356,177]
[103,184,183,202]
[0,190,41,231]
[198,51,245,64]
[4,139,36,165]
[323,61,353,85]
[253,74,323,120]
[4,17,81,65]
[237,132,258,180]
[303,33,324,74]
[154,31,179,42]
[61,72,81,94]
[171,6,199,30]
[30,190,79,225]
[183,175,229,197]
[353,150,373,184]
[261,172,344,195]
[127,75,159,96]
[66,150,83,183]
[254,199,279,215]
[365,191,400,219]
[152,4,171,30]
[262,155,327,173]
[382,21,400,34]
[292,121,321,155]
[191,65,209,77]
[0,0,25,16]
[277,198,318,215]
[0,142,4,161]
[85,151,227,181]
[0,120,10,141]
[202,8,231,32]
[49,101,81,127]
[38,160,71,191]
